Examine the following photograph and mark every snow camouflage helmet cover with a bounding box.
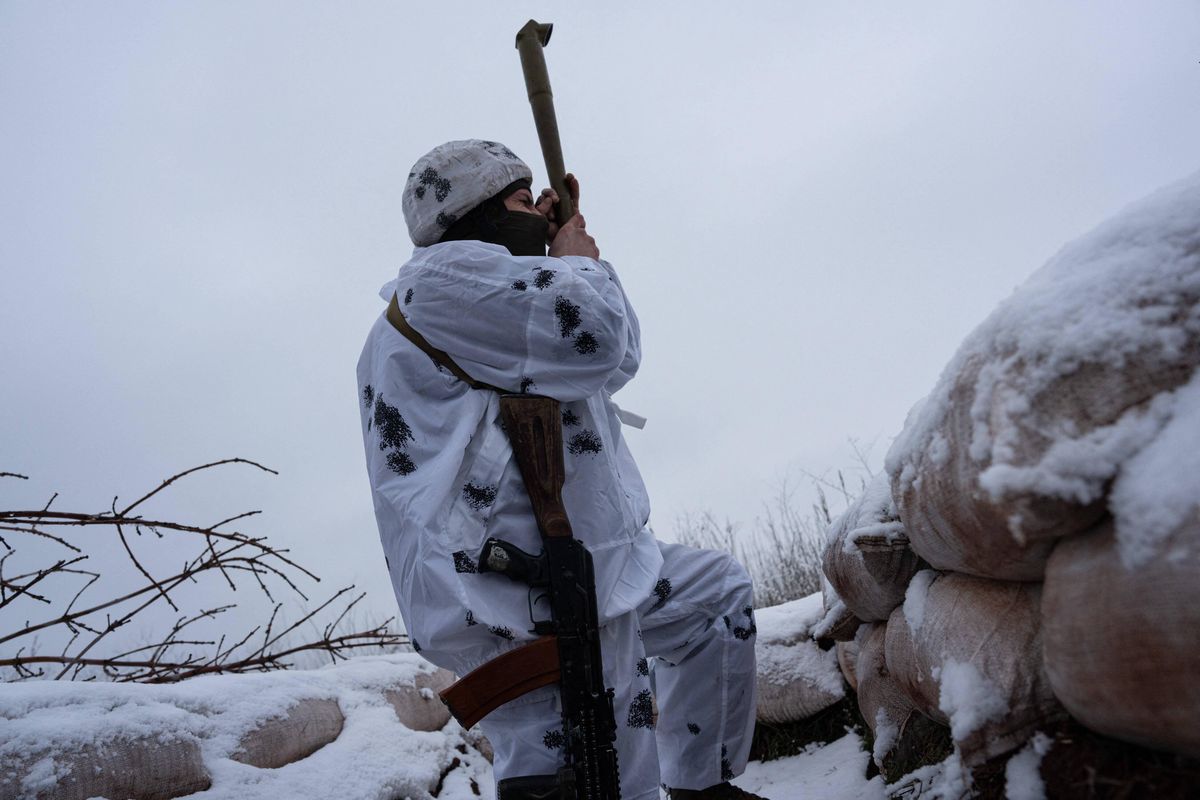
[402,139,534,247]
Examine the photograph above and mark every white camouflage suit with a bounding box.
[357,141,757,798]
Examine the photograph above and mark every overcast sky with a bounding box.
[3,2,1199,643]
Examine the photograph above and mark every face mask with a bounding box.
[487,210,549,257]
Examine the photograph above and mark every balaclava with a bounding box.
[402,139,546,256]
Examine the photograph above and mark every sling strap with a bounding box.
[386,293,505,392]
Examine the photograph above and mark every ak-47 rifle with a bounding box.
[440,395,620,800]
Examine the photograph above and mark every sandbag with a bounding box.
[886,172,1200,581]
[854,622,919,769]
[812,575,862,644]
[754,595,845,723]
[232,697,345,769]
[835,639,859,692]
[385,668,456,731]
[885,571,1064,765]
[1042,520,1200,758]
[823,472,924,621]
[0,737,209,800]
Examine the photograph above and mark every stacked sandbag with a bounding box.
[812,574,861,644]
[884,571,1064,765]
[822,472,925,621]
[1042,374,1200,758]
[853,623,917,766]
[754,593,845,723]
[885,172,1200,582]
[825,172,1200,776]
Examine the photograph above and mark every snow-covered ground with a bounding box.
[0,646,895,800]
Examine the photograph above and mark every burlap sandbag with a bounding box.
[812,575,862,644]
[0,737,209,800]
[1042,519,1200,758]
[885,571,1064,765]
[835,639,859,692]
[232,697,345,769]
[886,173,1200,582]
[754,598,844,724]
[385,668,455,731]
[823,473,924,621]
[855,622,920,766]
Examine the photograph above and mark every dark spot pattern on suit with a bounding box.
[729,607,757,641]
[636,658,649,677]
[404,288,414,305]
[652,578,672,607]
[721,744,734,781]
[462,482,498,510]
[543,729,565,750]
[573,331,599,355]
[453,551,477,574]
[511,279,527,291]
[627,689,654,729]
[687,722,701,736]
[374,397,414,451]
[567,430,602,455]
[533,269,555,290]
[520,377,536,393]
[362,384,375,408]
[465,610,477,626]
[561,408,580,427]
[386,450,416,476]
[488,625,514,641]
[554,296,582,338]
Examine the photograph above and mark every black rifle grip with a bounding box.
[499,394,573,539]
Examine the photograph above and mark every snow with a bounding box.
[937,660,1009,743]
[0,654,494,800]
[902,569,937,632]
[886,171,1200,524]
[872,708,898,766]
[1004,732,1052,800]
[839,472,906,553]
[732,733,885,799]
[755,591,824,642]
[1110,368,1200,567]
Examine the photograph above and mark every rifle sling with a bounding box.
[386,293,504,393]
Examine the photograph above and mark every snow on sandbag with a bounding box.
[1043,377,1200,758]
[384,667,455,731]
[835,639,859,692]
[886,172,1200,581]
[822,472,924,621]
[885,571,1065,765]
[854,622,918,769]
[232,698,345,769]
[754,593,845,723]
[0,654,485,800]
[0,736,210,800]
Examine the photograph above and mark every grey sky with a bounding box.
[2,2,1199,640]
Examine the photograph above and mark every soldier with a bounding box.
[357,139,766,799]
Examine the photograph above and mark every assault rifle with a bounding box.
[439,395,621,800]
